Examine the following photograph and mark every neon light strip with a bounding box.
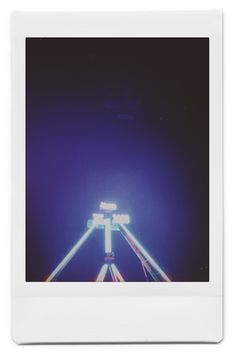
[138,255,159,281]
[141,262,149,281]
[109,265,117,281]
[120,228,159,281]
[100,202,117,211]
[111,264,124,282]
[105,218,112,253]
[96,264,108,282]
[119,224,171,282]
[45,225,96,282]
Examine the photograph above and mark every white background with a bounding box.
[0,0,234,353]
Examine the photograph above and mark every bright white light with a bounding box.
[92,213,105,225]
[104,218,112,253]
[46,225,96,282]
[109,265,116,281]
[111,264,125,282]
[100,201,117,211]
[112,214,130,225]
[96,264,108,282]
[120,224,171,282]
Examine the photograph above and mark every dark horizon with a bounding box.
[26,37,209,281]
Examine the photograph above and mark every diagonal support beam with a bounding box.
[141,261,149,281]
[119,224,171,282]
[96,264,108,282]
[111,264,124,282]
[109,264,117,281]
[120,227,159,281]
[45,225,96,282]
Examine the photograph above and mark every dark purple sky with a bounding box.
[26,38,209,281]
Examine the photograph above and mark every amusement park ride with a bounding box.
[46,202,171,282]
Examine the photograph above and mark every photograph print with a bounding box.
[26,38,209,282]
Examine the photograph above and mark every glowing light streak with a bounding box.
[105,218,112,253]
[45,225,96,282]
[109,265,117,281]
[96,264,108,282]
[111,264,124,282]
[100,201,117,211]
[92,213,105,225]
[112,214,130,225]
[119,224,171,282]
[120,227,159,281]
[141,261,149,281]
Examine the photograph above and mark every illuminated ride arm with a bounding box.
[119,224,171,282]
[45,225,96,282]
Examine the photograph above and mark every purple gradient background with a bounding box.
[26,38,209,281]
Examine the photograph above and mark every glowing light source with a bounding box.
[112,214,130,225]
[100,201,117,211]
[96,264,108,282]
[46,201,170,283]
[109,265,116,281]
[92,213,105,225]
[111,264,125,282]
[119,224,171,282]
[104,218,112,253]
[46,225,96,282]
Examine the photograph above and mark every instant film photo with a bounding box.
[11,11,223,343]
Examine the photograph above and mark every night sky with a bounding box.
[26,38,209,281]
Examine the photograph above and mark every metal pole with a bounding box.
[104,218,112,253]
[45,225,96,282]
[96,264,108,282]
[111,264,124,282]
[119,224,171,282]
[141,262,149,281]
[109,265,117,281]
[120,227,159,281]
